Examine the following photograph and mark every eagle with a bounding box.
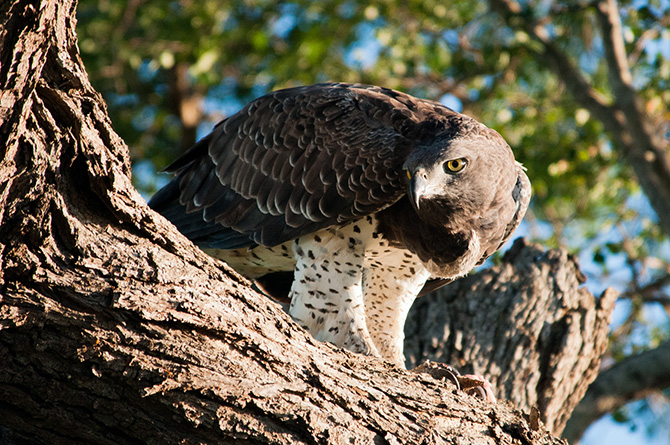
[149,82,531,368]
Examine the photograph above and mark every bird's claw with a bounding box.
[412,361,497,404]
[455,373,497,404]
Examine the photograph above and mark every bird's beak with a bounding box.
[408,170,428,212]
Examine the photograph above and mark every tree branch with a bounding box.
[597,0,633,89]
[621,273,670,302]
[487,0,670,238]
[168,62,202,153]
[628,22,664,67]
[562,340,670,443]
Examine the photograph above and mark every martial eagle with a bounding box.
[149,83,531,367]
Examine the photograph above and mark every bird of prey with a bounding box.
[149,82,530,368]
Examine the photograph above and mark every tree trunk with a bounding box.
[0,1,612,443]
[405,240,617,435]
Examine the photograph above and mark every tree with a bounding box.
[1,0,613,443]
[75,0,670,441]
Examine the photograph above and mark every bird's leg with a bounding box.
[288,234,379,357]
[357,227,431,369]
[362,262,430,368]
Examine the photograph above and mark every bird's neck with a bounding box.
[375,198,478,278]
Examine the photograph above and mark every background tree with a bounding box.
[0,0,611,443]
[75,0,670,442]
[2,0,667,442]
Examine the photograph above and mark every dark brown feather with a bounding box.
[150,83,479,249]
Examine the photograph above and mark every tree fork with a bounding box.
[1,0,611,443]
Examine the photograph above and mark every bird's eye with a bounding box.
[443,158,467,173]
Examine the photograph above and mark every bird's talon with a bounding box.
[441,366,461,391]
[456,374,497,404]
[465,385,487,400]
[412,362,496,404]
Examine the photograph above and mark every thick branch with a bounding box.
[562,340,670,443]
[597,0,633,89]
[594,0,670,232]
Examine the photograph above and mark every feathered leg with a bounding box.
[288,229,379,357]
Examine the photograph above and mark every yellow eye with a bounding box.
[406,170,412,180]
[443,158,467,173]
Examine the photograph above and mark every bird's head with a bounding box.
[402,129,519,228]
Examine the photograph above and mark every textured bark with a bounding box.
[405,240,617,435]
[0,1,610,443]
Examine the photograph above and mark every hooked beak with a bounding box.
[408,170,428,212]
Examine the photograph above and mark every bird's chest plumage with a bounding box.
[207,214,428,282]
[208,215,430,365]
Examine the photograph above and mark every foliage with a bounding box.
[76,0,670,439]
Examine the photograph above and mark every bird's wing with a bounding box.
[474,162,532,266]
[149,83,459,248]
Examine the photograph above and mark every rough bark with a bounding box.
[405,240,618,435]
[0,0,611,443]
